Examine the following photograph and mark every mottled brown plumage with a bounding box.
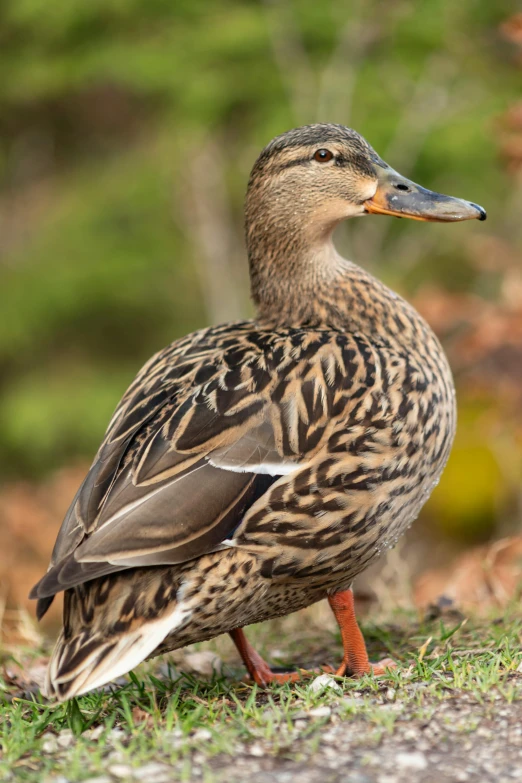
[31,124,485,700]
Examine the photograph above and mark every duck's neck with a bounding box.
[248,225,346,325]
[246,208,423,346]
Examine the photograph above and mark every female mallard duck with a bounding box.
[31,124,485,700]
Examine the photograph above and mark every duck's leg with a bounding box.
[230,587,395,686]
[230,628,303,687]
[327,588,395,677]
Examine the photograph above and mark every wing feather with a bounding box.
[31,323,364,607]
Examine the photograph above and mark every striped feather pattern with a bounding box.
[29,123,479,700]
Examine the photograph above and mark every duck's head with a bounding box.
[245,123,486,323]
[246,124,486,241]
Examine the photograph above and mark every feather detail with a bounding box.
[45,584,193,701]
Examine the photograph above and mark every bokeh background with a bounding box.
[1,0,521,632]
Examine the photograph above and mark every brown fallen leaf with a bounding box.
[414,536,522,613]
[2,656,49,700]
[131,706,155,726]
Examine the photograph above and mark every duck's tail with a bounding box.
[45,573,191,701]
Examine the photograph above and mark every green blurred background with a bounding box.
[1,0,521,610]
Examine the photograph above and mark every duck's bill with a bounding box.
[364,165,486,222]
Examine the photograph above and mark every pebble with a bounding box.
[249,743,265,757]
[308,674,342,694]
[395,751,428,770]
[84,725,105,740]
[192,728,212,742]
[309,706,332,718]
[108,765,133,779]
[133,763,172,781]
[83,778,112,783]
[57,730,75,749]
[109,728,126,742]
[41,733,58,754]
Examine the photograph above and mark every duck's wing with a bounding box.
[30,323,327,610]
[31,322,372,615]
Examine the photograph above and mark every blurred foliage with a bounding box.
[0,0,521,544]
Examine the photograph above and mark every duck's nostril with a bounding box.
[394,183,410,192]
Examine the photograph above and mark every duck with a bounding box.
[30,124,486,700]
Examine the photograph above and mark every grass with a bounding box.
[1,608,522,782]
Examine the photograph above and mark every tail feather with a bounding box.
[45,601,192,701]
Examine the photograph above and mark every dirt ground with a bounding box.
[208,691,522,783]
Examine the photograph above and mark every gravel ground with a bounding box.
[30,681,522,783]
[209,694,522,783]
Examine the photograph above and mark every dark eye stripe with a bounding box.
[271,156,314,173]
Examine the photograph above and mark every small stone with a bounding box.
[57,730,75,749]
[454,772,469,781]
[164,728,183,740]
[321,730,337,743]
[395,751,428,770]
[108,765,133,779]
[309,706,332,718]
[41,733,58,754]
[308,674,342,694]
[108,728,126,742]
[84,725,104,740]
[183,651,223,676]
[192,728,212,742]
[385,688,396,701]
[133,763,172,781]
[249,743,265,757]
[83,778,112,783]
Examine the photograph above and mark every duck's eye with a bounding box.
[313,148,334,163]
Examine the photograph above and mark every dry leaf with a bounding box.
[415,536,522,613]
[2,656,49,699]
[131,706,155,726]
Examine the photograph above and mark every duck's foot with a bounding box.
[230,628,310,687]
[230,587,396,687]
[327,588,396,678]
